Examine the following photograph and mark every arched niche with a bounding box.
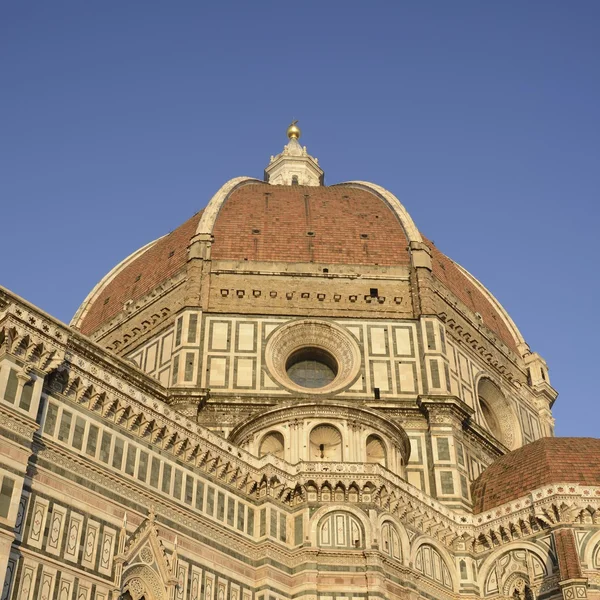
[366,434,386,466]
[477,377,521,449]
[259,431,285,459]
[309,424,342,461]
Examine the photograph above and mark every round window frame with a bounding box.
[265,319,361,395]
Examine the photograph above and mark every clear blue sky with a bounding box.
[2,3,598,436]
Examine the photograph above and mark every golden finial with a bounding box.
[286,120,301,140]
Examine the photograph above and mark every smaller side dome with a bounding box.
[471,438,600,513]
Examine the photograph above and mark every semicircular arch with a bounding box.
[308,504,372,548]
[410,535,458,592]
[477,541,555,587]
[375,513,410,565]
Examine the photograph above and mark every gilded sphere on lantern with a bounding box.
[286,121,301,140]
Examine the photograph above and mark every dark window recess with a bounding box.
[456,442,465,467]
[161,464,172,494]
[227,497,235,526]
[247,507,255,536]
[187,315,198,343]
[425,321,436,350]
[436,437,451,461]
[0,477,15,518]
[175,317,183,346]
[99,431,112,463]
[460,474,469,499]
[291,175,299,185]
[279,513,287,542]
[195,481,204,511]
[125,445,136,476]
[103,297,110,305]
[171,355,179,385]
[86,425,99,457]
[439,324,447,354]
[370,288,378,297]
[72,417,86,451]
[252,228,261,234]
[137,451,149,481]
[173,470,182,499]
[306,231,315,237]
[429,359,441,388]
[440,471,454,495]
[360,233,369,239]
[112,438,124,470]
[374,387,381,400]
[206,487,215,515]
[184,475,194,505]
[135,274,141,282]
[4,369,18,404]
[184,353,195,382]
[270,509,278,537]
[237,504,245,531]
[19,382,34,411]
[323,268,329,273]
[44,403,59,436]
[260,508,267,536]
[217,492,225,521]
[149,457,160,488]
[58,411,73,443]
[168,250,175,258]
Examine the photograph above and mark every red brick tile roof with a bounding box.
[78,211,203,335]
[76,183,520,350]
[471,438,600,514]
[425,238,518,352]
[211,184,411,265]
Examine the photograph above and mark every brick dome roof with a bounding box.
[73,181,521,352]
[471,438,600,513]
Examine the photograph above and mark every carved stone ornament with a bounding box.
[264,319,361,395]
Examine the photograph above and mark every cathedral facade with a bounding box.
[0,124,599,600]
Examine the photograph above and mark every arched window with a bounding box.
[366,434,386,466]
[259,431,285,459]
[414,544,453,590]
[309,424,342,461]
[318,511,364,549]
[291,175,299,185]
[381,522,401,559]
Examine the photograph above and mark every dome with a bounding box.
[471,437,600,513]
[72,179,522,353]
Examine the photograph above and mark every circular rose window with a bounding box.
[286,348,338,389]
[265,319,361,395]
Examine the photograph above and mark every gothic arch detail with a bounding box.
[122,564,166,600]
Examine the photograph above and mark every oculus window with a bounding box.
[286,348,338,389]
